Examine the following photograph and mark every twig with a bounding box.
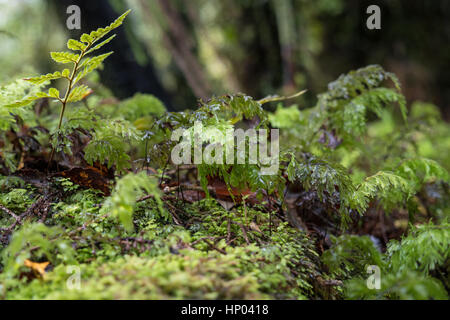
[227,217,231,243]
[0,204,20,222]
[163,201,183,225]
[177,165,185,203]
[202,238,226,254]
[158,157,170,187]
[137,184,213,203]
[231,220,250,245]
[190,236,225,246]
[190,236,226,254]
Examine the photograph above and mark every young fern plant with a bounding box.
[5,9,131,164]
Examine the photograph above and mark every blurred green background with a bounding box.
[0,0,449,116]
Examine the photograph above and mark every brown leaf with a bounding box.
[206,175,255,202]
[216,199,235,211]
[55,166,112,195]
[249,222,263,233]
[24,259,49,277]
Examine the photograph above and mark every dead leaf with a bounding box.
[249,222,262,233]
[24,259,49,277]
[206,175,255,202]
[216,199,235,211]
[54,166,112,195]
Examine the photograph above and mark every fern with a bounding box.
[352,171,413,213]
[288,156,355,217]
[84,119,141,173]
[286,154,449,223]
[336,87,407,137]
[197,93,268,126]
[322,235,385,278]
[101,172,164,232]
[118,93,166,124]
[322,64,402,103]
[150,93,287,198]
[269,65,408,152]
[326,221,449,299]
[4,9,131,163]
[395,158,450,190]
[347,158,448,215]
[346,270,448,300]
[0,79,45,131]
[387,221,449,275]
[321,65,406,142]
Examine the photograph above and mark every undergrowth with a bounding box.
[0,10,448,300]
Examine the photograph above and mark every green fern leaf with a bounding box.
[3,96,41,108]
[80,9,131,46]
[396,158,450,185]
[353,171,412,213]
[86,34,117,54]
[67,85,92,103]
[101,171,164,232]
[74,52,113,84]
[84,120,140,173]
[50,51,80,64]
[24,70,67,85]
[47,88,60,99]
[67,39,87,51]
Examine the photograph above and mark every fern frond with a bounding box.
[396,158,450,188]
[3,9,131,164]
[353,171,412,213]
[78,9,131,47]
[387,221,450,274]
[67,85,92,103]
[74,52,114,84]
[86,34,117,54]
[60,106,96,134]
[50,52,80,64]
[295,157,355,201]
[338,221,449,300]
[345,270,448,300]
[336,88,407,137]
[198,94,267,127]
[324,65,401,103]
[84,135,130,174]
[67,39,87,51]
[0,80,45,131]
[24,70,69,85]
[322,235,384,278]
[4,87,61,108]
[101,172,164,232]
[103,119,142,140]
[84,120,140,172]
[315,65,408,145]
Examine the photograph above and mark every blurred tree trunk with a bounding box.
[272,0,296,93]
[138,0,212,100]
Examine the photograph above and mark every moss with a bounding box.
[1,196,333,299]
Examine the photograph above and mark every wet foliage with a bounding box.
[0,11,449,300]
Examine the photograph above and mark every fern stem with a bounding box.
[48,44,92,167]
